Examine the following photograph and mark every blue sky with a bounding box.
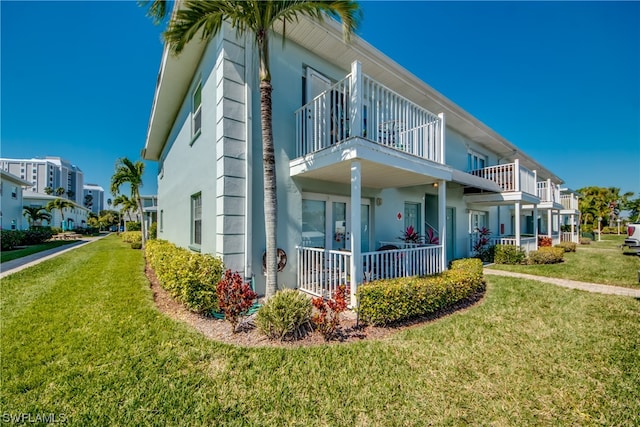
[2,1,639,202]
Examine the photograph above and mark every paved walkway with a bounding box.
[484,268,640,298]
[0,235,108,279]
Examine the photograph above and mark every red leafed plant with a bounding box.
[311,285,347,341]
[216,269,257,333]
[538,236,552,247]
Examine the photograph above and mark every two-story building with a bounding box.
[143,14,578,304]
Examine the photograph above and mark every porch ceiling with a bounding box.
[290,138,452,189]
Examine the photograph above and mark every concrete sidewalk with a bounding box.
[0,234,108,279]
[484,268,640,298]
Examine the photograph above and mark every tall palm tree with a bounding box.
[111,158,146,246]
[46,198,75,230]
[23,206,52,228]
[112,194,138,231]
[145,0,360,298]
[55,187,66,197]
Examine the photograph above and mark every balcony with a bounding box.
[294,63,444,165]
[560,193,579,211]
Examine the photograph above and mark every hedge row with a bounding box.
[1,228,55,251]
[356,258,485,326]
[120,231,142,243]
[145,240,225,313]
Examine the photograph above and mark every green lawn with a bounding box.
[0,240,79,264]
[2,235,639,425]
[488,235,640,288]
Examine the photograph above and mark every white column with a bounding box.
[349,161,361,308]
[515,202,521,247]
[571,214,576,242]
[533,204,538,248]
[438,113,446,164]
[547,209,552,237]
[514,158,520,192]
[350,61,363,138]
[438,179,446,271]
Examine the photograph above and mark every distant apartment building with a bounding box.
[83,183,105,214]
[0,156,84,205]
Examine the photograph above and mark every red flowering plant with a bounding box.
[538,236,552,247]
[472,227,494,262]
[311,285,348,341]
[216,269,258,333]
[425,227,439,245]
[400,225,423,244]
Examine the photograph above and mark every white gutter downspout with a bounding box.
[244,32,253,283]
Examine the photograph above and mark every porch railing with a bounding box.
[561,231,579,243]
[296,247,350,298]
[297,245,443,297]
[470,234,538,254]
[295,70,443,163]
[537,180,560,203]
[469,159,537,196]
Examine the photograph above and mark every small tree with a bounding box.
[311,285,347,341]
[43,186,53,195]
[55,187,66,197]
[216,270,257,333]
[46,198,75,229]
[23,206,52,228]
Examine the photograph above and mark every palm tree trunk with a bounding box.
[262,80,277,299]
[136,197,147,249]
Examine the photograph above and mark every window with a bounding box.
[191,193,202,246]
[467,150,487,172]
[192,81,202,138]
[160,210,164,232]
[11,186,18,199]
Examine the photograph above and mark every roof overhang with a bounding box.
[0,170,33,187]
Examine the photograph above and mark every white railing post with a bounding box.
[514,158,520,192]
[350,61,363,138]
[546,179,551,202]
[438,112,445,164]
[515,201,521,248]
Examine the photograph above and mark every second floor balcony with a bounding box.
[294,62,444,165]
[468,159,538,198]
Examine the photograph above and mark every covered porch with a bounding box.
[290,61,449,306]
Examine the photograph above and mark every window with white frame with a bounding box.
[191,193,202,246]
[467,149,487,172]
[192,81,202,138]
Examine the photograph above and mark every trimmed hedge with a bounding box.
[555,241,577,252]
[494,244,526,265]
[356,258,485,326]
[145,239,225,313]
[120,231,142,244]
[528,247,565,264]
[1,228,55,250]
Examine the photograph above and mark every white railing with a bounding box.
[295,70,443,163]
[537,180,561,203]
[362,245,443,282]
[561,231,579,243]
[469,160,537,196]
[297,245,443,297]
[560,194,579,210]
[297,247,350,298]
[470,235,538,254]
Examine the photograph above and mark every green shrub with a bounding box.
[580,237,592,245]
[556,241,577,252]
[528,247,565,264]
[131,241,142,250]
[1,230,25,251]
[356,258,485,326]
[145,240,225,313]
[148,222,158,240]
[120,231,142,243]
[126,221,141,231]
[22,228,54,245]
[256,289,313,341]
[494,244,526,265]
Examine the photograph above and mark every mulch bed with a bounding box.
[145,265,485,348]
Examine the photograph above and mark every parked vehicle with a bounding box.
[623,224,640,255]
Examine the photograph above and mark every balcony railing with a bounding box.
[295,63,444,163]
[469,159,537,196]
[560,194,579,210]
[537,180,561,203]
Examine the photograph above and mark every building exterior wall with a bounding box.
[23,194,89,229]
[0,172,29,230]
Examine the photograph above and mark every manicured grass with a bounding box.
[2,235,639,425]
[0,240,79,264]
[488,235,640,288]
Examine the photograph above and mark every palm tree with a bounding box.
[23,206,52,228]
[55,187,66,197]
[46,198,75,230]
[112,194,138,232]
[111,158,146,246]
[145,0,360,298]
[43,186,54,195]
[84,194,94,210]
